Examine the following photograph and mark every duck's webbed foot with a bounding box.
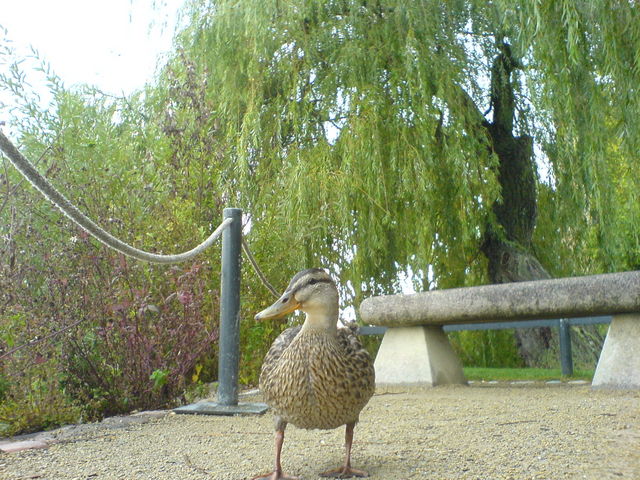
[319,466,368,478]
[250,471,299,480]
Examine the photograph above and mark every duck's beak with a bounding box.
[255,292,300,321]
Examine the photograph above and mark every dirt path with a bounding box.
[1,384,638,480]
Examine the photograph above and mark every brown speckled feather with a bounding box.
[259,323,375,430]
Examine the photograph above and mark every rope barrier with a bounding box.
[0,131,231,264]
[241,237,279,298]
[0,130,279,361]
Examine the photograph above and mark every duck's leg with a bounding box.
[251,420,299,480]
[319,422,368,478]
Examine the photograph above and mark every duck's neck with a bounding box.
[300,305,339,334]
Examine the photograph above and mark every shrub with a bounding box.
[60,257,219,419]
[0,228,219,431]
[0,349,81,436]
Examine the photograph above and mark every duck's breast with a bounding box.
[260,327,374,430]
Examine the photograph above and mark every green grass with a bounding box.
[463,367,594,382]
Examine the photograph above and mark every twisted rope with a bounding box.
[0,130,282,359]
[241,237,279,298]
[0,131,231,264]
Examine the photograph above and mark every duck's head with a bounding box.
[255,268,339,329]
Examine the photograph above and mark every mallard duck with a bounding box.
[251,268,375,480]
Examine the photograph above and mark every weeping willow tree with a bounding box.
[158,0,640,366]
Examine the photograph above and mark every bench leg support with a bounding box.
[374,326,467,392]
[592,313,640,389]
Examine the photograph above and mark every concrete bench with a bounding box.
[359,270,640,390]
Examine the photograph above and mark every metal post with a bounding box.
[559,318,573,377]
[218,208,242,406]
[173,208,267,416]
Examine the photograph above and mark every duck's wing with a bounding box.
[337,323,369,357]
[336,323,376,399]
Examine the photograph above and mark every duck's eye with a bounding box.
[309,279,318,285]
[281,297,289,303]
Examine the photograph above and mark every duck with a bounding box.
[251,268,375,480]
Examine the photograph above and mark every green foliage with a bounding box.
[165,0,640,299]
[0,373,9,402]
[238,316,279,386]
[451,330,524,368]
[0,359,80,436]
[150,369,170,390]
[176,0,503,296]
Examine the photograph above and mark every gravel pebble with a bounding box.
[0,384,638,479]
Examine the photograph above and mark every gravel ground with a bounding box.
[0,383,638,480]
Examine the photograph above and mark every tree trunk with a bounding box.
[480,42,603,367]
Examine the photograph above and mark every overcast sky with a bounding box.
[1,0,186,97]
